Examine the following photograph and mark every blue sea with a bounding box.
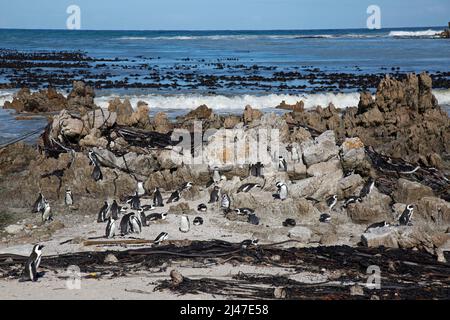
[0,27,449,144]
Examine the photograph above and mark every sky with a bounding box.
[0,0,449,30]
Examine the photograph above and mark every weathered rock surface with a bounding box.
[393,178,434,204]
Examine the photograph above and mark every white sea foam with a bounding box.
[116,34,349,41]
[388,29,442,38]
[94,92,362,111]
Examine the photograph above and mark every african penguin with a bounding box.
[179,215,190,233]
[278,156,288,172]
[153,187,164,207]
[197,203,207,212]
[88,150,100,167]
[250,162,264,177]
[240,238,259,249]
[193,217,204,226]
[154,232,168,245]
[237,183,261,193]
[343,196,362,208]
[41,200,53,223]
[126,192,141,210]
[247,214,260,225]
[129,214,142,234]
[64,187,73,206]
[213,167,221,184]
[97,201,110,223]
[137,209,149,227]
[32,193,46,213]
[22,244,44,282]
[220,194,231,209]
[276,182,288,201]
[110,200,121,220]
[180,182,193,192]
[234,208,255,215]
[209,186,220,203]
[319,213,331,223]
[167,190,181,204]
[146,212,167,223]
[399,204,414,226]
[365,221,389,232]
[91,163,103,182]
[120,213,133,235]
[359,178,375,199]
[282,218,296,227]
[136,181,146,197]
[326,195,338,211]
[105,217,116,239]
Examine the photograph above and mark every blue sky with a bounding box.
[0,0,449,30]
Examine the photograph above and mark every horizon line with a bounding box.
[0,25,446,32]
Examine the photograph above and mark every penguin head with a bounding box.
[34,244,44,254]
[161,213,168,220]
[406,204,414,211]
[333,195,338,201]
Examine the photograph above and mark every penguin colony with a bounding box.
[24,150,417,282]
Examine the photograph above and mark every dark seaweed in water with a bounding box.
[0,241,448,299]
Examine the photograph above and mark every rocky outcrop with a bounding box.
[243,105,263,124]
[66,81,96,113]
[289,73,450,169]
[301,130,339,166]
[3,87,67,113]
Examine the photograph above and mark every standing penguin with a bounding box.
[105,217,116,239]
[179,215,190,233]
[22,244,44,282]
[153,187,164,207]
[41,200,53,222]
[276,182,288,201]
[278,156,288,172]
[120,213,133,235]
[65,187,73,206]
[213,166,221,184]
[399,204,414,226]
[97,201,110,223]
[136,181,146,197]
[110,200,121,220]
[326,195,338,211]
[91,163,103,182]
[127,192,141,210]
[130,214,142,234]
[32,193,46,213]
[209,186,221,203]
[220,194,231,210]
[359,178,375,199]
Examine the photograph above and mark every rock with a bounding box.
[347,189,392,223]
[3,87,67,113]
[276,100,304,112]
[67,81,96,112]
[170,269,184,286]
[184,105,214,120]
[301,130,339,166]
[79,129,109,148]
[4,224,24,235]
[416,197,450,224]
[337,174,364,198]
[153,112,172,133]
[288,226,312,242]
[350,285,365,296]
[129,101,151,129]
[339,137,371,174]
[168,202,196,215]
[307,159,341,177]
[223,115,241,129]
[51,110,87,138]
[243,105,263,124]
[273,287,287,299]
[108,98,134,125]
[82,109,117,131]
[393,179,434,204]
[104,254,119,264]
[361,227,399,248]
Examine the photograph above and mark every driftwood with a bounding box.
[0,241,448,299]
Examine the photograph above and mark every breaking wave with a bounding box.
[388,29,441,38]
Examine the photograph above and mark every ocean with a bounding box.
[0,27,449,144]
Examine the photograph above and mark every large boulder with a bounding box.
[347,189,392,223]
[393,178,434,204]
[3,87,67,113]
[67,81,96,112]
[301,130,339,166]
[416,197,450,225]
